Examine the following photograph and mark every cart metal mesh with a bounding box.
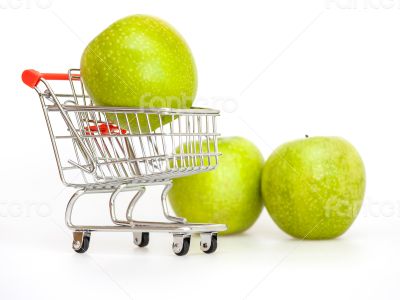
[32,69,220,187]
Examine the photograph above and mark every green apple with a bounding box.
[261,136,366,239]
[80,15,197,132]
[168,137,264,235]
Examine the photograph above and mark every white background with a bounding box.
[1,0,400,299]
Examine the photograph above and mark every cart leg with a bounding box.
[109,184,151,247]
[125,186,146,223]
[65,188,86,229]
[161,183,186,223]
[109,184,146,226]
[66,187,141,229]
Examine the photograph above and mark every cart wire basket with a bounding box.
[22,69,226,256]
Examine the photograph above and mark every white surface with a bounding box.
[1,0,400,299]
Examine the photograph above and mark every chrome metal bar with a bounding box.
[47,104,220,115]
[125,187,146,223]
[68,222,227,233]
[39,79,96,174]
[109,184,146,226]
[161,183,186,223]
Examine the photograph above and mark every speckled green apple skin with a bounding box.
[80,15,197,132]
[261,137,366,240]
[169,137,264,235]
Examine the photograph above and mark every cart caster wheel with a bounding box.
[133,232,149,247]
[172,234,191,256]
[200,233,218,254]
[72,231,91,254]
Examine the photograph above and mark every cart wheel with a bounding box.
[172,234,191,256]
[72,231,91,254]
[200,233,218,254]
[133,232,149,247]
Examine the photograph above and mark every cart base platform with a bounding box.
[69,222,227,233]
[66,183,227,256]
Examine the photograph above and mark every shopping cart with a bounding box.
[22,69,226,256]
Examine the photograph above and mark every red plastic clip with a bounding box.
[85,122,127,136]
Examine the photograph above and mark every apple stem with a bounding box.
[305,135,309,138]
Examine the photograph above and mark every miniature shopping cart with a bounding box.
[22,69,226,256]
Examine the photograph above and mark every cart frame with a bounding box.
[22,69,227,255]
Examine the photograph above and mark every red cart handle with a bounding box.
[22,69,80,88]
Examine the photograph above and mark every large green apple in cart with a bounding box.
[80,15,197,132]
